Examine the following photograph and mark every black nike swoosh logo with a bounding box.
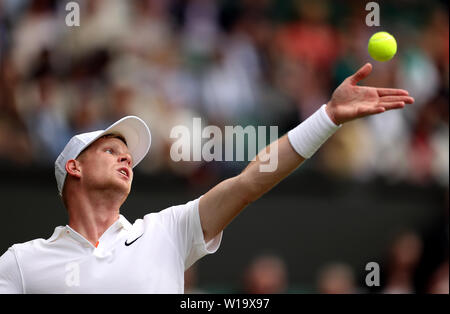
[124,234,143,246]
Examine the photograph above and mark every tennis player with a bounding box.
[0,63,414,293]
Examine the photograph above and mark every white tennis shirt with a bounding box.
[0,198,222,293]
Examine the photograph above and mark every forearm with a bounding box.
[200,105,340,242]
[237,135,305,203]
[238,104,341,202]
[199,135,304,242]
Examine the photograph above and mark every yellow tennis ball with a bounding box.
[368,32,397,62]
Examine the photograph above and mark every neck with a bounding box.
[66,187,127,246]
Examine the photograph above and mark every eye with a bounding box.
[105,148,114,154]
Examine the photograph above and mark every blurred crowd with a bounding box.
[0,0,448,294]
[0,0,448,186]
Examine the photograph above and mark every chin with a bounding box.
[118,181,132,194]
[104,180,132,195]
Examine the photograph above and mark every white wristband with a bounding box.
[287,104,341,159]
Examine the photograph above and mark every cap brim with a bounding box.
[99,116,151,168]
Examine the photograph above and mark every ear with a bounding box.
[65,159,82,179]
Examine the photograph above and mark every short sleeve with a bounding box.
[0,248,24,294]
[157,197,223,270]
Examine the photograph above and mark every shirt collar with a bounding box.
[47,215,132,244]
[47,226,66,243]
[118,214,132,231]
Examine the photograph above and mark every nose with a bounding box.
[119,153,132,167]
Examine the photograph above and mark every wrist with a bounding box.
[287,104,341,159]
[325,102,340,126]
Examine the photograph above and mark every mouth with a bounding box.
[117,167,130,180]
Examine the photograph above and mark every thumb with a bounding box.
[348,63,372,85]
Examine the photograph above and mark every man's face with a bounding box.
[76,136,133,195]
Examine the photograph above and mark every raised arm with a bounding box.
[199,63,414,242]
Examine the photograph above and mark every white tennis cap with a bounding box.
[55,116,151,195]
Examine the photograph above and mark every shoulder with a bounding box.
[6,226,65,259]
[0,246,24,293]
[142,198,201,225]
[0,238,46,278]
[155,198,200,218]
[8,238,46,255]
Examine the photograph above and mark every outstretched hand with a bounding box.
[325,63,414,125]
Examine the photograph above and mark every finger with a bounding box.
[377,88,410,97]
[349,63,373,85]
[379,95,415,104]
[377,102,406,110]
